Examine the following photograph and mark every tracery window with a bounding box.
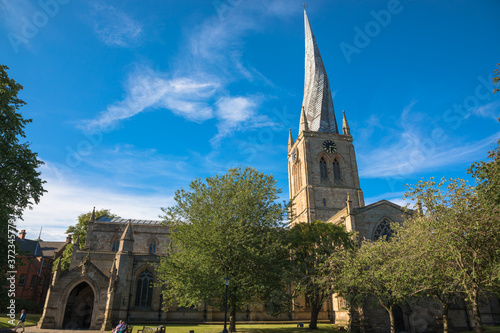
[111,237,120,252]
[135,269,154,308]
[373,218,394,240]
[333,158,341,182]
[320,157,328,180]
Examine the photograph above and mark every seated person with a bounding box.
[112,320,123,333]
[119,322,128,332]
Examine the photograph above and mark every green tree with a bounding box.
[288,221,352,329]
[337,235,415,333]
[392,208,462,333]
[1,65,45,306]
[405,178,500,333]
[54,208,118,271]
[469,137,500,296]
[54,243,74,272]
[157,167,289,333]
[468,138,500,206]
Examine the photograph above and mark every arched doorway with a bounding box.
[62,282,94,329]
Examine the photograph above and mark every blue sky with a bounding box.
[1,0,499,241]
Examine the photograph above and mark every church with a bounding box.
[38,10,500,332]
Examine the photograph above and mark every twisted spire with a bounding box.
[301,10,338,134]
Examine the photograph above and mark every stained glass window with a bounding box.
[135,269,154,308]
[373,219,393,240]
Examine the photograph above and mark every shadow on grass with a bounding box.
[130,324,342,333]
[461,327,500,333]
[0,314,41,329]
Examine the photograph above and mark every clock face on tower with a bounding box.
[323,140,336,153]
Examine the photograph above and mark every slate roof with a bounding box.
[96,216,162,225]
[17,238,66,257]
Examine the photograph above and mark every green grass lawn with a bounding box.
[462,327,500,333]
[126,323,342,333]
[0,313,41,329]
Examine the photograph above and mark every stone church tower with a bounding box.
[288,10,364,225]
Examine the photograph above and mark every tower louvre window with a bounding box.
[333,158,341,182]
[320,157,328,179]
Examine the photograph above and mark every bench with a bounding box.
[136,325,165,333]
[112,324,133,333]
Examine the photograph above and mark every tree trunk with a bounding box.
[470,288,483,333]
[229,307,236,333]
[347,302,355,332]
[358,303,366,333]
[442,303,449,333]
[309,305,320,329]
[388,305,395,333]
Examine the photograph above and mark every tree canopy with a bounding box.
[1,65,45,307]
[0,65,45,222]
[336,233,416,333]
[403,177,500,333]
[157,167,289,332]
[288,221,353,329]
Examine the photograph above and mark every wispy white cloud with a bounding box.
[211,95,275,146]
[20,169,174,242]
[0,0,35,34]
[80,68,219,132]
[80,0,295,142]
[358,102,500,178]
[473,100,500,120]
[89,1,142,47]
[81,143,197,190]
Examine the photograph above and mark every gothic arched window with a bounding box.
[320,157,328,180]
[135,269,154,308]
[373,219,394,241]
[111,237,120,252]
[149,239,157,254]
[333,158,341,182]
